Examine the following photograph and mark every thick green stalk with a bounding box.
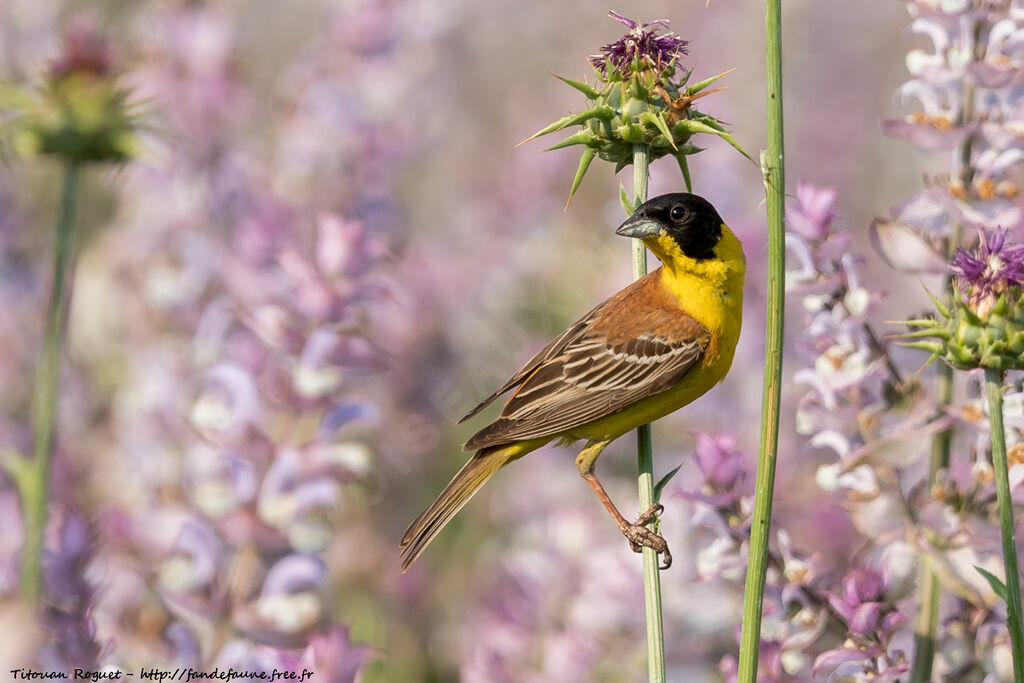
[737,0,785,679]
[630,143,665,683]
[20,162,80,604]
[985,369,1024,680]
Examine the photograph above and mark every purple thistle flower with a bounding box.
[588,11,688,75]
[950,227,1024,303]
[48,18,115,81]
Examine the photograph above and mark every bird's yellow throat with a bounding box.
[644,223,746,360]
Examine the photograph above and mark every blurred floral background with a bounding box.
[3,0,1024,681]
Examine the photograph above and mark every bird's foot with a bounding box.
[619,504,671,570]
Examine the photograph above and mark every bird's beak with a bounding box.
[615,213,663,239]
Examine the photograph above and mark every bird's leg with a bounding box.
[575,440,672,569]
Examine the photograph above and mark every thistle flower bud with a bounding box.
[523,11,748,203]
[5,19,138,164]
[900,228,1024,371]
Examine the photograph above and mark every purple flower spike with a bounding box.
[588,11,688,75]
[950,227,1024,302]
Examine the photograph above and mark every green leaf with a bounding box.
[0,448,32,495]
[675,154,693,193]
[640,112,676,150]
[542,130,590,152]
[690,113,728,131]
[994,293,1009,315]
[620,183,634,216]
[895,340,944,355]
[679,65,695,87]
[924,286,951,318]
[565,148,596,209]
[519,106,614,145]
[674,119,754,162]
[964,307,983,326]
[976,565,1009,602]
[899,328,950,340]
[684,68,736,96]
[653,464,683,503]
[553,74,601,99]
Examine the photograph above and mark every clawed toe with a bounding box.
[620,504,672,570]
[635,503,664,526]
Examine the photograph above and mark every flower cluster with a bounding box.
[877,2,1024,244]
[787,183,928,533]
[873,8,1024,536]
[76,0,418,671]
[0,0,450,674]
[674,426,922,682]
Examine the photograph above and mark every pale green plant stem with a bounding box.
[737,0,785,679]
[629,143,665,683]
[911,89,974,681]
[910,223,962,682]
[20,162,80,604]
[985,368,1024,681]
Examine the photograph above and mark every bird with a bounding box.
[400,192,746,572]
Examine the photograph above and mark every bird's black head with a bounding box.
[615,193,724,261]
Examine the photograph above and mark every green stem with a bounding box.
[911,109,973,681]
[737,0,785,679]
[630,143,665,683]
[910,561,941,682]
[985,368,1024,681]
[20,162,80,604]
[910,226,962,682]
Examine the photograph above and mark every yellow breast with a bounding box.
[656,224,745,375]
[572,224,746,441]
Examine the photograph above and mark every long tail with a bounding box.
[400,445,515,572]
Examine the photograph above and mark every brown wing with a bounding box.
[463,270,709,451]
[457,299,606,424]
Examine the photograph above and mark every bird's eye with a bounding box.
[670,205,688,222]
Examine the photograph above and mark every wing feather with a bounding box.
[456,301,605,424]
[464,326,707,450]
